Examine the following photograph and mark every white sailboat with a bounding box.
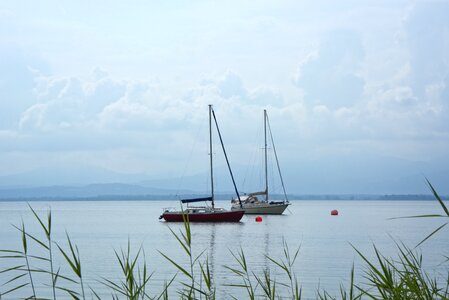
[231,110,290,215]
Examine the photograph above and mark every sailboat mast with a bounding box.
[211,108,242,207]
[209,104,214,208]
[264,109,268,201]
[266,113,289,203]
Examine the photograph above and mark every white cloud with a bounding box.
[294,30,365,109]
[0,48,39,128]
[249,87,283,106]
[288,1,449,149]
[217,71,247,99]
[19,104,47,130]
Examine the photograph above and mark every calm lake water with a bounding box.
[0,200,448,299]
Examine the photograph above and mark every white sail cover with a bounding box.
[248,190,267,196]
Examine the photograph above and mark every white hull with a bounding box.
[231,202,289,215]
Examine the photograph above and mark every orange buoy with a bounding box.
[331,209,339,216]
[255,216,263,222]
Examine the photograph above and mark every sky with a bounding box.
[0,0,448,194]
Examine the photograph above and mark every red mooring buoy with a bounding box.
[331,209,339,216]
[255,216,263,222]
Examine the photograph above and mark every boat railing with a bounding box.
[162,207,178,213]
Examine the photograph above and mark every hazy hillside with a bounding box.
[1,155,449,195]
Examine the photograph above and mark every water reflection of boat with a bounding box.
[160,105,244,222]
[231,110,290,215]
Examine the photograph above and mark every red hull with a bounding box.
[162,210,244,222]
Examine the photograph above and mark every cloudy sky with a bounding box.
[1,0,448,194]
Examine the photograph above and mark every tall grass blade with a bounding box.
[168,227,190,256]
[193,249,206,265]
[27,204,50,238]
[90,287,102,300]
[389,214,446,219]
[159,251,192,279]
[181,208,191,246]
[55,285,80,299]
[0,255,23,259]
[350,244,389,286]
[19,220,37,299]
[426,178,449,216]
[28,205,56,300]
[14,227,49,250]
[414,222,448,249]
[200,258,211,290]
[0,283,29,296]
[223,265,245,277]
[225,248,256,300]
[56,232,85,299]
[56,244,79,278]
[0,265,25,274]
[2,273,27,286]
[155,275,176,300]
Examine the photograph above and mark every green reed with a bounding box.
[160,209,215,299]
[1,204,85,300]
[224,239,301,299]
[98,241,160,300]
[1,180,448,299]
[317,179,449,300]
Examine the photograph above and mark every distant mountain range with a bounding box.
[0,153,448,199]
[0,182,446,201]
[0,183,175,200]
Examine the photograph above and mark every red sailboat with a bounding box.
[159,105,244,222]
